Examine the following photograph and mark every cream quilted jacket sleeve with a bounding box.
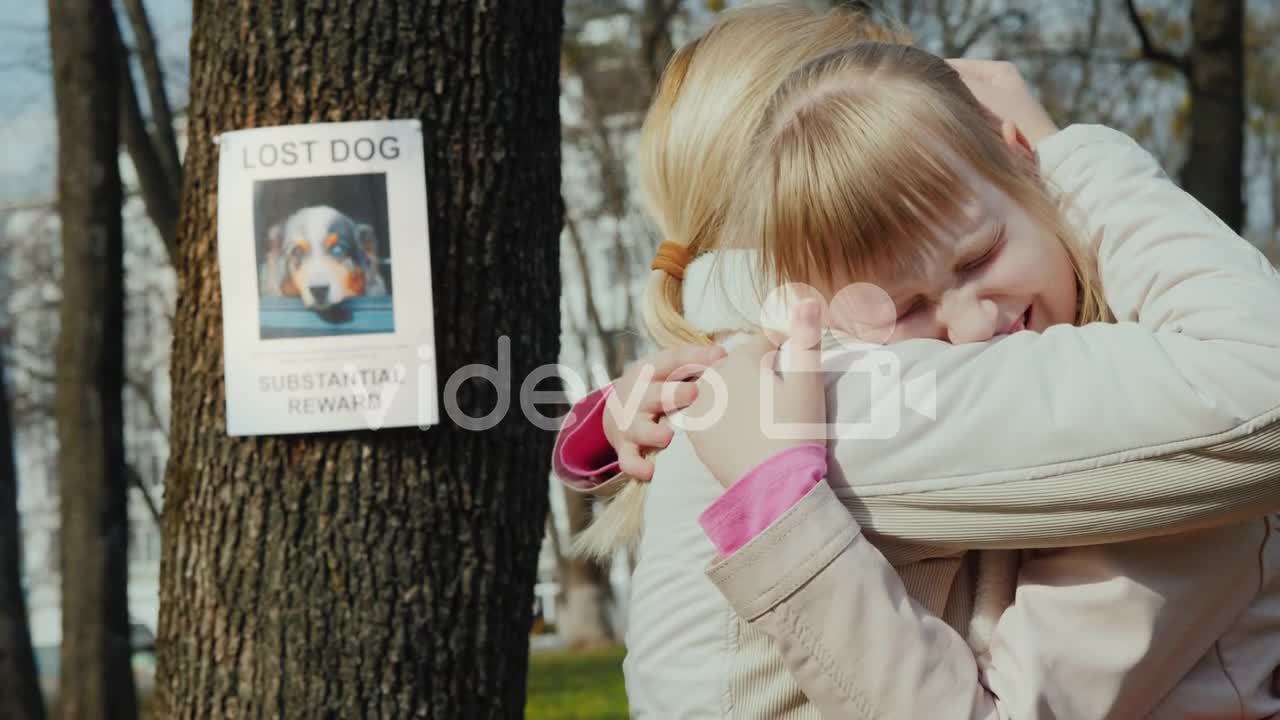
[814,124,1280,548]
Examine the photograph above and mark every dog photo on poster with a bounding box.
[217,120,439,437]
[254,174,394,339]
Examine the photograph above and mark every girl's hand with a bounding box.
[605,344,728,480]
[685,300,827,488]
[947,58,1059,146]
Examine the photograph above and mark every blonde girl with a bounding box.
[679,40,1280,718]
[562,0,913,551]
[552,2,1280,717]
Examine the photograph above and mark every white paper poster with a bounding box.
[216,119,438,436]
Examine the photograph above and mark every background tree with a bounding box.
[154,1,563,717]
[550,0,691,648]
[1127,0,1245,230]
[1247,1,1280,261]
[0,346,45,720]
[46,0,137,717]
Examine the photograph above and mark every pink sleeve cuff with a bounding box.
[698,444,827,558]
[553,385,621,490]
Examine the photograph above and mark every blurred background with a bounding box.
[2,0,1276,717]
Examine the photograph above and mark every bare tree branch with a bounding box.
[120,0,182,194]
[953,10,1029,57]
[1125,0,1190,75]
[1067,0,1105,125]
[9,348,55,384]
[565,0,630,30]
[897,0,919,29]
[10,392,52,425]
[125,374,167,435]
[1015,47,1145,65]
[125,462,162,525]
[112,11,179,260]
[569,55,645,377]
[640,0,682,92]
[566,214,620,376]
[934,0,959,55]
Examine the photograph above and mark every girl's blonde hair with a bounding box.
[726,41,1109,326]
[572,2,912,560]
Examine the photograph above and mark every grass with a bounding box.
[54,645,628,718]
[525,645,628,719]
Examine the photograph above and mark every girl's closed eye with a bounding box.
[897,296,927,320]
[959,224,1006,273]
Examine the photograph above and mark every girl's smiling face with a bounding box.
[824,146,1079,345]
[734,44,1106,342]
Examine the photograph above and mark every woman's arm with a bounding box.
[688,122,1280,551]
[703,468,1264,719]
[813,123,1280,548]
[686,314,1264,720]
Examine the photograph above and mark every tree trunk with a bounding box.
[47,1,137,719]
[0,353,45,720]
[154,2,563,717]
[556,219,619,649]
[1180,0,1246,230]
[558,489,617,648]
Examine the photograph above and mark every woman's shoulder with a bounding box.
[1035,124,1152,181]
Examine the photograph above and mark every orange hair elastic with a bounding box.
[650,241,691,280]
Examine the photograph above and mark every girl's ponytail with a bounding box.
[570,476,648,561]
[571,260,714,562]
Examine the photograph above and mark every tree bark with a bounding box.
[155,1,563,717]
[1180,0,1246,230]
[46,1,137,719]
[0,353,46,720]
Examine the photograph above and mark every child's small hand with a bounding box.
[604,344,729,481]
[947,58,1059,146]
[683,300,827,488]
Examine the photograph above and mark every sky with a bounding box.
[0,0,192,204]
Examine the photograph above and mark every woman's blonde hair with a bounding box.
[725,41,1109,327]
[572,1,912,560]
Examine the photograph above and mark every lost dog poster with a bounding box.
[217,119,438,436]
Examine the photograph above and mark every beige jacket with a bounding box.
[613,124,1280,718]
